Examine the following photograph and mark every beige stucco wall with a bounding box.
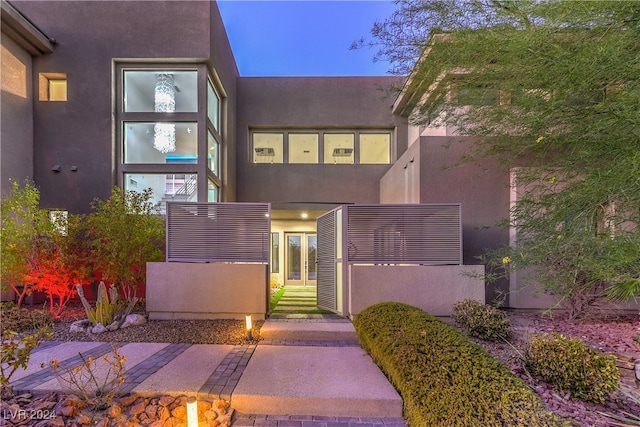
[349,265,485,317]
[146,262,268,320]
[1,32,34,196]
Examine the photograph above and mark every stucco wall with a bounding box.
[379,139,421,204]
[11,1,238,212]
[380,136,511,303]
[235,77,407,205]
[349,265,485,317]
[1,32,33,195]
[146,262,268,320]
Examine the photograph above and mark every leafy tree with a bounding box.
[1,181,53,307]
[358,1,640,317]
[88,188,165,301]
[28,214,93,317]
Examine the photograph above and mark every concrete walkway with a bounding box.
[8,287,406,426]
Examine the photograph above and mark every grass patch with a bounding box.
[353,302,566,427]
[272,309,334,314]
[269,287,286,311]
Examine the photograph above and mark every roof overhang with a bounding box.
[1,0,54,56]
[392,33,456,117]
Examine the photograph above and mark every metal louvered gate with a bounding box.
[317,207,339,312]
[166,202,271,263]
[316,204,462,317]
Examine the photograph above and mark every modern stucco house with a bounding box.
[2,0,528,318]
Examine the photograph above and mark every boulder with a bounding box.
[70,319,92,333]
[121,314,147,328]
[92,323,107,334]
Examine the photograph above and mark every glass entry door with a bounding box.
[285,233,317,286]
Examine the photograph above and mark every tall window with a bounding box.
[117,65,224,208]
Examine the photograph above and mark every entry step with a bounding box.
[260,319,358,341]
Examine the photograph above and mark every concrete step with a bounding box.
[260,319,358,341]
[231,345,403,417]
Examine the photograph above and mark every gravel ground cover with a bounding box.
[6,303,640,426]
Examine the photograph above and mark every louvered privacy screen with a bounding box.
[166,202,270,262]
[346,204,462,265]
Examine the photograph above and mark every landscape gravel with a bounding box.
[16,305,640,426]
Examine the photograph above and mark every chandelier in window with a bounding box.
[153,73,176,153]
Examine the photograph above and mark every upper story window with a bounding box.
[208,80,220,132]
[117,64,224,210]
[360,133,391,164]
[324,133,354,164]
[123,70,197,112]
[253,133,284,163]
[39,73,67,101]
[124,122,198,164]
[251,130,392,164]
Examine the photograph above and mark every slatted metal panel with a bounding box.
[167,202,270,263]
[317,208,337,311]
[346,204,461,265]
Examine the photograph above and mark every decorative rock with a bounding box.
[60,404,78,417]
[122,314,147,329]
[198,400,212,413]
[171,405,186,420]
[108,402,123,418]
[204,409,218,422]
[107,321,120,332]
[145,404,159,418]
[92,323,107,334]
[70,319,92,333]
[76,414,92,425]
[158,396,175,407]
[129,398,149,418]
[119,394,140,407]
[159,405,171,421]
[636,362,640,381]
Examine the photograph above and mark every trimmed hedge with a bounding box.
[353,302,565,427]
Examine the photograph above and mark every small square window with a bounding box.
[39,73,67,101]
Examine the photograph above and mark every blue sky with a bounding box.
[217,0,397,76]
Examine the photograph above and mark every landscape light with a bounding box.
[245,315,253,340]
[186,396,198,427]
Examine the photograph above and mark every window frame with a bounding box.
[250,129,393,164]
[115,63,225,207]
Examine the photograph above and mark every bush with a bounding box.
[452,299,512,342]
[354,302,564,427]
[525,333,619,404]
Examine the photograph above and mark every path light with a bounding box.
[186,396,198,426]
[245,315,253,340]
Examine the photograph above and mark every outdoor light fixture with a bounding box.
[51,165,61,172]
[245,315,253,340]
[301,212,308,219]
[153,73,176,153]
[186,396,198,426]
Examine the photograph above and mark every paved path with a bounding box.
[8,287,407,426]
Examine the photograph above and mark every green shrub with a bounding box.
[354,302,564,427]
[525,333,619,404]
[452,299,512,342]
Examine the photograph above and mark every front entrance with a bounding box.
[284,232,317,286]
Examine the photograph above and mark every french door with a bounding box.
[284,232,317,286]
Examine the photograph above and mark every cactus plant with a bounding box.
[76,282,119,326]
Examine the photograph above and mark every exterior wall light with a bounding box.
[245,315,253,340]
[186,396,198,426]
[51,165,61,172]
